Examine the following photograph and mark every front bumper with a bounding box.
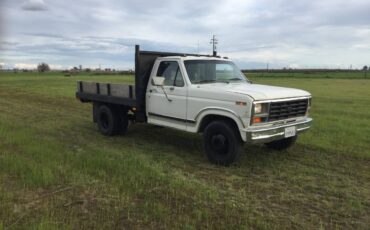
[242,118,313,143]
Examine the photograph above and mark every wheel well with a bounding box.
[198,115,239,133]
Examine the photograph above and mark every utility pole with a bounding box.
[210,35,218,56]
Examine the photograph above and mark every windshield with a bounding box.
[184,60,248,84]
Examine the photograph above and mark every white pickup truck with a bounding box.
[76,45,312,165]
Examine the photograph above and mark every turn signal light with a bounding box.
[253,117,262,123]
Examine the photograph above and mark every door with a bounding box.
[146,60,187,130]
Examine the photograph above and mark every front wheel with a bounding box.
[265,136,297,150]
[203,120,243,166]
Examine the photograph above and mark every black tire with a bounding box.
[97,105,119,136]
[265,136,297,150]
[115,107,129,135]
[203,120,243,166]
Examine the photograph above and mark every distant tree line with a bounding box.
[242,66,370,73]
[37,63,50,72]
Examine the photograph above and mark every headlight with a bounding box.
[306,98,312,115]
[254,103,262,114]
[253,103,268,114]
[252,103,269,124]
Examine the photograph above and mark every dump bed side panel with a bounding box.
[76,81,136,106]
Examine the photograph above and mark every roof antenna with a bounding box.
[210,35,218,56]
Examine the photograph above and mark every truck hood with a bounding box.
[200,83,311,101]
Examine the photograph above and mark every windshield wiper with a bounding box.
[194,79,217,84]
[214,78,245,84]
[194,79,238,84]
[228,78,243,81]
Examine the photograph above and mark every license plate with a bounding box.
[284,126,296,138]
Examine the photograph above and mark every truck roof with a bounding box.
[157,56,231,61]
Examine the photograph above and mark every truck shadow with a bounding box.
[125,123,296,168]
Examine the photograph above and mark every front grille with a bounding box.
[268,99,308,121]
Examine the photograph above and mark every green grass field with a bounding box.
[0,72,369,229]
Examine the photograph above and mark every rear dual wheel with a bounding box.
[97,105,128,136]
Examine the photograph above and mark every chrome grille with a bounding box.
[268,99,308,121]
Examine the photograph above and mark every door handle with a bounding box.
[149,89,153,93]
[169,87,174,91]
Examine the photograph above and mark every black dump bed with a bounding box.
[76,45,212,122]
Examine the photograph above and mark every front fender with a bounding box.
[194,107,247,142]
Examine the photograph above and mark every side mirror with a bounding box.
[153,76,165,86]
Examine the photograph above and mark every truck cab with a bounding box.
[76,45,312,165]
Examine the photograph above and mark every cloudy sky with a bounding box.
[1,0,370,70]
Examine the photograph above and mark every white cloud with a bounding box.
[0,0,369,69]
[49,64,64,70]
[14,63,37,69]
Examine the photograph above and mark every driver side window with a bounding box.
[156,61,184,87]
